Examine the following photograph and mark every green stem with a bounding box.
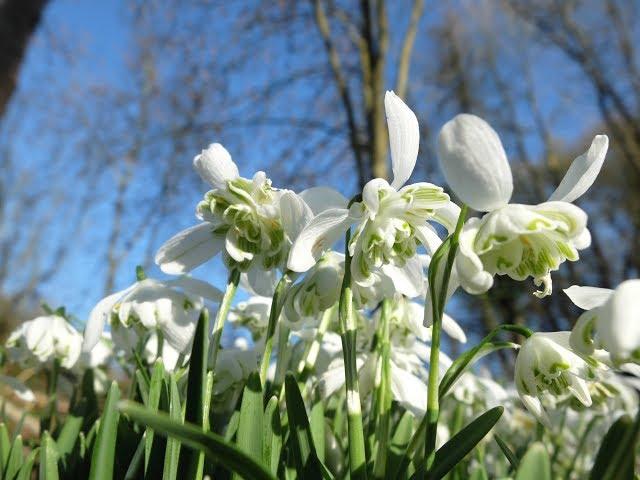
[372,299,392,479]
[209,268,240,371]
[41,358,61,432]
[565,414,598,478]
[299,305,334,398]
[424,204,468,474]
[273,323,290,392]
[339,227,367,480]
[259,272,290,386]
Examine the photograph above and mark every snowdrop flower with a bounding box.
[228,295,272,339]
[289,91,458,299]
[83,276,222,357]
[283,251,344,328]
[515,331,598,427]
[0,375,36,403]
[439,114,608,297]
[6,315,82,369]
[212,346,258,412]
[567,280,640,365]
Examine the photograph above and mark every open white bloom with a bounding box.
[283,251,344,328]
[83,276,221,357]
[439,114,608,297]
[515,332,597,427]
[567,279,640,364]
[155,145,328,294]
[6,315,82,369]
[228,295,272,339]
[288,91,458,298]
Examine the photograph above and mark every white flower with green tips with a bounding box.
[6,314,82,370]
[567,279,640,365]
[438,114,608,297]
[82,276,222,357]
[288,91,458,298]
[514,331,598,427]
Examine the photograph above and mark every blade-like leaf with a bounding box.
[310,397,326,463]
[234,371,264,480]
[17,448,38,480]
[162,375,182,480]
[263,395,282,476]
[590,414,636,480]
[515,442,551,480]
[178,309,209,480]
[145,359,165,472]
[411,406,504,480]
[284,373,325,480]
[0,422,10,470]
[494,433,519,471]
[4,434,23,480]
[119,400,276,480]
[88,381,120,480]
[40,432,60,480]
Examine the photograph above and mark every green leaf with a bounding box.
[39,432,59,480]
[386,411,414,480]
[123,436,145,480]
[4,434,23,480]
[263,395,282,476]
[310,397,326,462]
[234,371,264,480]
[0,422,10,470]
[145,359,165,472]
[17,448,38,480]
[119,400,276,480]
[178,309,209,480]
[411,406,504,480]
[135,371,150,406]
[284,373,325,480]
[56,413,84,460]
[88,381,120,480]
[469,466,488,480]
[494,433,519,471]
[515,442,551,480]
[162,375,182,480]
[590,414,637,480]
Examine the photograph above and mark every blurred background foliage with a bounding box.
[0,0,638,373]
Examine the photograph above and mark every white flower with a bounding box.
[211,346,258,412]
[156,144,325,282]
[440,115,608,297]
[568,279,640,364]
[83,276,221,356]
[228,295,272,339]
[6,315,82,369]
[515,332,597,427]
[288,91,457,298]
[0,375,36,403]
[283,251,344,328]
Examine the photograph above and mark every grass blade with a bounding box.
[494,433,519,471]
[119,400,276,480]
[39,432,59,480]
[5,434,23,480]
[515,442,551,480]
[162,375,182,480]
[234,371,264,479]
[88,381,120,480]
[263,395,282,476]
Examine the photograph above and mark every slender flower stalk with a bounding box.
[373,299,392,479]
[259,271,291,386]
[209,269,240,371]
[41,358,61,433]
[339,227,368,480]
[424,204,468,472]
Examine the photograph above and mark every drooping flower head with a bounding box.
[289,91,458,299]
[438,114,608,297]
[6,314,82,369]
[567,279,640,365]
[515,331,598,427]
[82,276,221,361]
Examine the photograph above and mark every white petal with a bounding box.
[432,202,461,233]
[0,375,35,402]
[287,208,354,272]
[165,276,223,302]
[280,191,314,241]
[414,223,444,254]
[442,313,467,343]
[362,178,391,215]
[438,114,513,211]
[299,187,348,214]
[548,135,608,203]
[83,288,129,352]
[390,362,427,417]
[155,223,224,274]
[385,91,419,189]
[193,143,239,189]
[564,285,613,310]
[568,376,592,407]
[319,363,347,397]
[381,256,424,298]
[520,393,551,429]
[569,310,597,355]
[244,262,279,297]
